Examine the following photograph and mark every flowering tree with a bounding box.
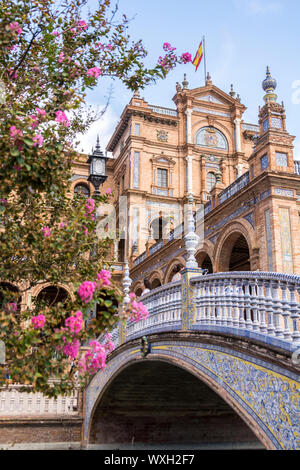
[0,0,191,398]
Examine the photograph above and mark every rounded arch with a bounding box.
[163,256,186,284]
[148,270,163,290]
[70,179,93,198]
[85,350,274,450]
[214,219,257,272]
[195,250,214,274]
[192,119,233,153]
[32,283,74,304]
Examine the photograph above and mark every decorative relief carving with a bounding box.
[157,130,168,142]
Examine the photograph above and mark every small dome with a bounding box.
[262,66,277,92]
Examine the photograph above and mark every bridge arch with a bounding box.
[83,335,298,450]
[213,219,257,272]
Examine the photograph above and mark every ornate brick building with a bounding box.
[97,67,300,294]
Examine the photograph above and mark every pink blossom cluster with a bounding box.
[33,133,43,147]
[77,281,96,303]
[87,67,101,78]
[62,338,80,360]
[129,297,149,322]
[9,125,23,140]
[158,53,177,72]
[94,43,113,51]
[78,340,107,374]
[103,333,115,354]
[163,42,176,52]
[9,22,22,35]
[0,198,8,206]
[77,20,87,31]
[84,198,95,219]
[55,110,69,127]
[105,188,112,195]
[180,52,192,64]
[65,310,83,335]
[58,52,64,63]
[31,315,46,329]
[97,270,111,288]
[52,30,60,37]
[42,226,51,237]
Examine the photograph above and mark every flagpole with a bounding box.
[203,35,207,83]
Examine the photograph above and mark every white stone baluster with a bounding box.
[289,283,300,344]
[257,280,267,334]
[265,280,275,335]
[271,280,284,337]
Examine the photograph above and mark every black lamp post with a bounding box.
[87,136,108,196]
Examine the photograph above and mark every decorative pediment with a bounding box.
[195,94,225,105]
[151,153,175,166]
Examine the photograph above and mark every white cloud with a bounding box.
[233,0,282,15]
[75,106,118,155]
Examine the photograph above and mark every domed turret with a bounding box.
[262,66,277,102]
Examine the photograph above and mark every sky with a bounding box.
[77,0,300,160]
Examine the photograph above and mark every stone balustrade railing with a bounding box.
[111,271,300,352]
[191,272,300,349]
[0,385,79,416]
[148,105,178,117]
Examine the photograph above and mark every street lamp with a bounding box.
[87,135,108,196]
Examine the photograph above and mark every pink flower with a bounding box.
[180,52,192,64]
[163,42,176,52]
[59,222,66,229]
[55,110,69,127]
[104,333,115,353]
[129,292,136,300]
[105,188,112,195]
[9,125,23,140]
[31,315,46,329]
[35,107,46,117]
[58,52,64,63]
[52,30,60,37]
[42,226,51,237]
[0,198,8,206]
[33,134,43,147]
[78,281,95,303]
[83,226,88,235]
[9,22,22,35]
[97,270,111,287]
[63,338,80,360]
[65,311,83,335]
[87,67,101,78]
[129,299,149,322]
[77,20,87,30]
[78,340,107,374]
[29,115,39,129]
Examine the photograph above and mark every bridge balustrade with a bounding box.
[109,271,300,352]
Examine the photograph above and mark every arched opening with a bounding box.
[218,232,251,272]
[36,286,69,306]
[151,278,161,290]
[229,235,250,271]
[150,216,168,240]
[201,254,213,274]
[89,361,263,449]
[74,183,90,198]
[0,282,21,312]
[135,288,143,298]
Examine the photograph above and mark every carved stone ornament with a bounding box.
[157,130,168,142]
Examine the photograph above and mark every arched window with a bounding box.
[74,183,90,198]
[206,172,216,192]
[195,127,228,150]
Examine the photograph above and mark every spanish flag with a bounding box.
[192,41,203,71]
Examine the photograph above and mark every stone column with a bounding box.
[185,109,192,144]
[186,155,193,195]
[234,117,242,152]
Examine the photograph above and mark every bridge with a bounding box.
[83,269,300,450]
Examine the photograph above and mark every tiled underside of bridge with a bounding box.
[84,335,300,450]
